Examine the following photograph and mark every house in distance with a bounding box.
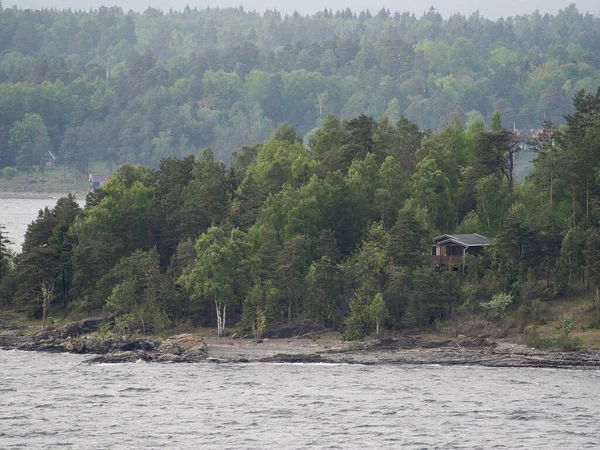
[89,173,110,191]
[432,234,492,266]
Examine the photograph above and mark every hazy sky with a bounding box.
[9,0,600,19]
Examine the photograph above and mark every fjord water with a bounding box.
[0,198,62,253]
[1,351,599,449]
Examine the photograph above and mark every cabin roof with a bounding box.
[434,233,492,247]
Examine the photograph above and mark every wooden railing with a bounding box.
[431,255,464,266]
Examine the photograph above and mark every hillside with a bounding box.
[1,4,599,173]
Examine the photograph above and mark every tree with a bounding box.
[8,114,51,183]
[276,235,310,323]
[41,278,55,330]
[389,204,428,268]
[368,293,389,336]
[584,229,600,311]
[180,149,229,238]
[475,112,522,191]
[181,227,257,337]
[0,224,12,285]
[305,230,343,327]
[556,227,585,291]
[105,248,173,333]
[239,279,279,340]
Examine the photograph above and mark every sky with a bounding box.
[8,0,600,19]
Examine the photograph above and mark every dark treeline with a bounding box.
[1,3,600,175]
[1,88,600,338]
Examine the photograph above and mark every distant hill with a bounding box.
[0,4,599,169]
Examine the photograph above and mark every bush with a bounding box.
[587,313,600,329]
[516,298,548,331]
[2,167,18,180]
[481,293,513,321]
[524,327,553,349]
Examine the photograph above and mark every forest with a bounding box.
[1,3,600,341]
[0,3,600,174]
[1,86,600,340]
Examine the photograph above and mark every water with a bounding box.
[0,197,85,253]
[1,351,599,449]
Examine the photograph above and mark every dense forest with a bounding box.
[1,3,600,174]
[1,86,600,339]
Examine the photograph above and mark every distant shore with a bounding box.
[2,316,600,369]
[0,190,87,200]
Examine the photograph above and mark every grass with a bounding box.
[0,162,111,196]
[519,285,600,350]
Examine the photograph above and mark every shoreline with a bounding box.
[2,317,600,369]
[0,190,88,200]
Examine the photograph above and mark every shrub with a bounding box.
[558,314,575,338]
[516,298,548,331]
[480,292,513,321]
[2,167,18,180]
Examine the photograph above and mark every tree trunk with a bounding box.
[572,180,576,227]
[215,299,227,337]
[215,299,222,337]
[586,178,589,229]
[549,172,553,209]
[42,302,47,330]
[288,293,292,324]
[508,149,514,192]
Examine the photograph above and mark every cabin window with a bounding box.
[432,246,437,256]
[445,246,462,256]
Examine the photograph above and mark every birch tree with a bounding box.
[182,227,257,337]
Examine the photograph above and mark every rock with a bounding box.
[260,353,326,363]
[119,338,159,352]
[153,354,185,363]
[157,334,207,362]
[86,351,152,364]
[53,316,114,339]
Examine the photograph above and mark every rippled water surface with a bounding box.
[0,198,62,252]
[1,351,599,449]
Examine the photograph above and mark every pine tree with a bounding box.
[0,224,12,285]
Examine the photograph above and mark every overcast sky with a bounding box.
[8,0,600,19]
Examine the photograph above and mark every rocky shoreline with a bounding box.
[2,316,600,369]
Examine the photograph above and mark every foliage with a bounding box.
[558,314,575,338]
[104,248,173,333]
[1,5,599,177]
[480,293,513,321]
[2,83,600,343]
[368,293,390,336]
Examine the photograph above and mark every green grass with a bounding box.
[518,285,600,350]
[0,162,110,196]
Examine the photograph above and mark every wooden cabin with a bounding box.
[432,234,492,266]
[89,173,110,190]
[44,151,56,168]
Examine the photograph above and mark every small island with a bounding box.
[0,3,600,365]
[2,89,600,369]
